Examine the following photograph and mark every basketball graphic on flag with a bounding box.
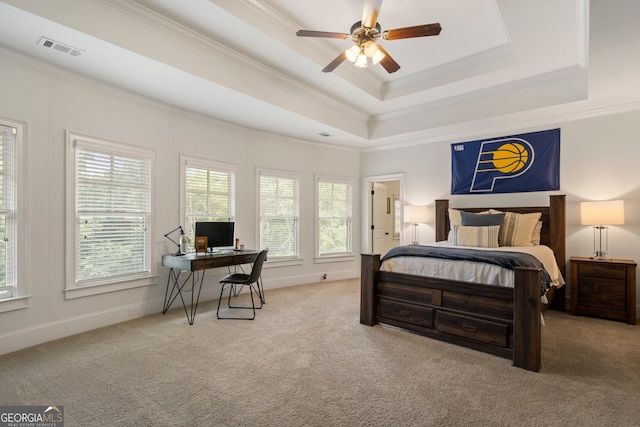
[466,139,534,192]
[492,143,528,173]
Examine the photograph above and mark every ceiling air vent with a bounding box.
[38,37,83,57]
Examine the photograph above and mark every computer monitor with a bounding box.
[195,221,235,250]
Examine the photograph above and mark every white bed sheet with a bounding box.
[380,241,565,289]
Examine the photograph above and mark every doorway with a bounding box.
[363,174,405,254]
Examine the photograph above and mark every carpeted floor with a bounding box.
[1,279,639,426]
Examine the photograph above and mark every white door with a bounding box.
[372,182,388,254]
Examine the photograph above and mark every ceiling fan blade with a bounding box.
[361,0,383,28]
[322,52,347,73]
[296,30,349,39]
[376,45,400,73]
[383,23,442,40]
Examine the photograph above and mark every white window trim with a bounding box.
[64,131,157,299]
[179,154,238,237]
[0,118,28,313]
[315,175,355,263]
[256,167,302,265]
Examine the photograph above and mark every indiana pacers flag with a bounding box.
[451,129,560,195]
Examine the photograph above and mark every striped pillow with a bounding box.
[451,225,500,248]
[490,211,542,247]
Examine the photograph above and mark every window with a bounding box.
[258,169,300,260]
[0,120,26,312]
[65,132,156,299]
[181,155,236,240]
[317,177,353,258]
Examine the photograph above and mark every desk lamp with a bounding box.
[164,225,190,256]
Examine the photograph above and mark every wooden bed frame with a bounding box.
[360,195,566,372]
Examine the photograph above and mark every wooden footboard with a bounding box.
[360,253,542,372]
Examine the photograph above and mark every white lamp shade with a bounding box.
[354,53,368,68]
[363,41,378,57]
[371,49,385,65]
[404,205,429,224]
[580,200,624,225]
[345,45,359,62]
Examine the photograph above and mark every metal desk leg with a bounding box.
[163,268,185,314]
[162,268,206,325]
[180,270,206,325]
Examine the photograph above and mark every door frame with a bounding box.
[362,173,405,253]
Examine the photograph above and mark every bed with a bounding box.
[360,195,566,372]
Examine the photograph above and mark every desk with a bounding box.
[162,250,259,324]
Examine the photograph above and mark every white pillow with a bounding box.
[447,208,463,242]
[489,210,542,247]
[451,225,500,248]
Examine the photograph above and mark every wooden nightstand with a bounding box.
[569,256,637,324]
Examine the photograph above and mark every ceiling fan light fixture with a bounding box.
[345,45,360,62]
[363,41,378,57]
[372,48,385,65]
[354,52,368,68]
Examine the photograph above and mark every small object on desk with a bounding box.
[235,238,240,249]
[239,244,245,250]
[194,236,208,254]
[569,256,637,324]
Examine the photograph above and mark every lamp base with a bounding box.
[590,227,611,262]
[590,248,612,260]
[410,223,420,246]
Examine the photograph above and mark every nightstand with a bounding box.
[569,256,637,324]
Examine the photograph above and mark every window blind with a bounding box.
[318,180,352,255]
[185,164,235,238]
[0,125,16,299]
[259,172,299,258]
[75,148,151,285]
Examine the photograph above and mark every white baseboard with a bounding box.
[263,269,359,290]
[0,299,163,356]
[0,269,360,356]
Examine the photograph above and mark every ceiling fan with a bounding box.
[296,0,441,73]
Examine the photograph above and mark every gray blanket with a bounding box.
[382,245,551,293]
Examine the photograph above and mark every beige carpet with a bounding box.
[1,279,639,426]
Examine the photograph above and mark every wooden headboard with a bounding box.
[434,194,566,278]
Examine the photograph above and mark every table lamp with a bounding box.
[580,200,624,259]
[404,205,428,245]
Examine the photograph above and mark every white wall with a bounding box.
[0,53,361,355]
[361,110,640,317]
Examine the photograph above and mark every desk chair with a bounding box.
[216,249,268,320]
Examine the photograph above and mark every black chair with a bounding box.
[216,249,268,320]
